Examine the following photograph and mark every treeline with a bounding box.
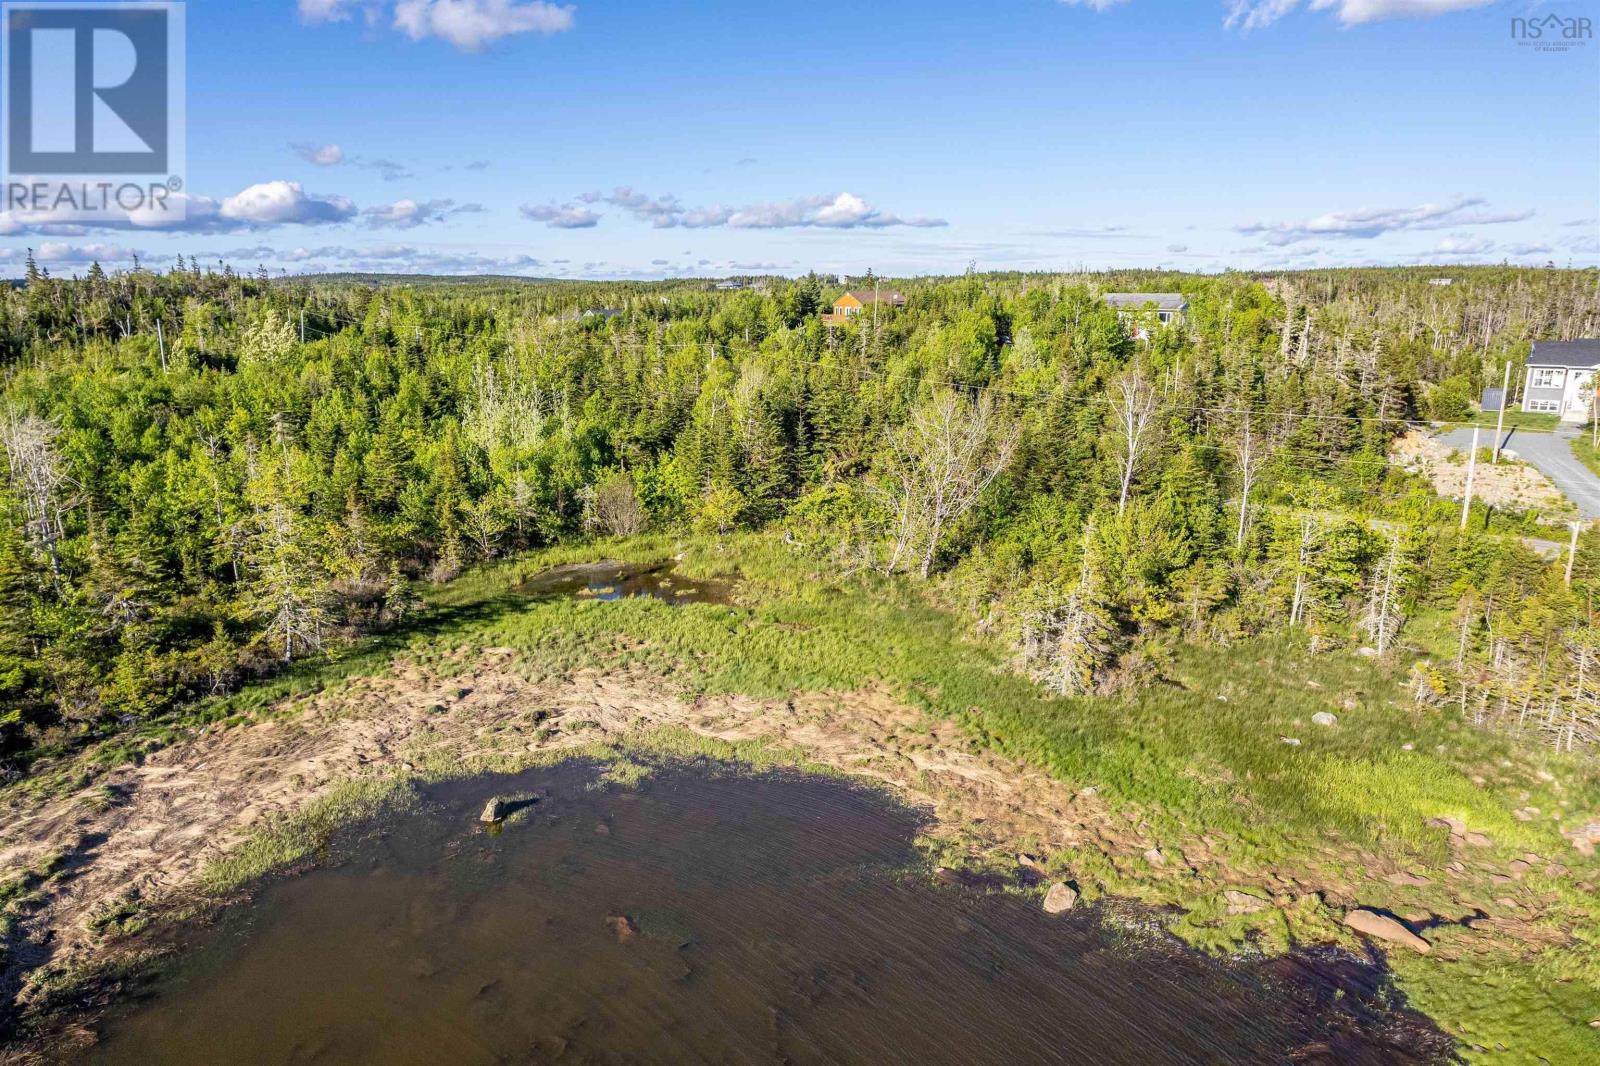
[0,261,1596,773]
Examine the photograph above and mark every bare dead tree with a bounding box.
[592,472,646,537]
[1019,521,1116,696]
[1108,368,1159,516]
[1359,532,1406,654]
[879,389,1018,578]
[1232,409,1285,550]
[0,409,75,582]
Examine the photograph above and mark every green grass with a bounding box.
[1573,425,1600,480]
[1461,411,1563,433]
[201,775,413,893]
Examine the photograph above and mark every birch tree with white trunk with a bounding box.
[879,389,1018,578]
[1108,368,1159,516]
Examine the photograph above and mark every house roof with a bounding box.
[1104,292,1188,312]
[554,308,623,322]
[1528,340,1600,368]
[841,289,904,305]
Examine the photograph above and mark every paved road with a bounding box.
[1436,424,1600,520]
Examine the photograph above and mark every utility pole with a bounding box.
[155,319,167,372]
[1461,425,1479,531]
[1492,361,1510,463]
[1568,521,1583,587]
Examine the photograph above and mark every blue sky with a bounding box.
[4,0,1597,278]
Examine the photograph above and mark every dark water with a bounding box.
[85,764,1447,1065]
[515,562,733,606]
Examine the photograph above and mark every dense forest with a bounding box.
[2,259,1597,776]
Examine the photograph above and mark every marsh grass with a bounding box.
[201,775,413,893]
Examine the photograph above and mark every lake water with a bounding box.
[84,763,1448,1065]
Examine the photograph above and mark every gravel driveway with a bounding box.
[1436,424,1600,520]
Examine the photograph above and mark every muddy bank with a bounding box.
[80,762,1448,1064]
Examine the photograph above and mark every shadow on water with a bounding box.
[79,762,1452,1066]
[514,561,735,606]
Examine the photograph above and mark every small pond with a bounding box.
[82,763,1448,1065]
[516,562,734,606]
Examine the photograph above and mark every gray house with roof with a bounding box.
[1104,293,1188,339]
[1520,340,1599,422]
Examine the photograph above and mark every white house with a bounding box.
[1520,340,1600,422]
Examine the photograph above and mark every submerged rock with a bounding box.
[606,914,638,943]
[1342,909,1430,954]
[1043,883,1078,914]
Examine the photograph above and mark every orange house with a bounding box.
[821,289,905,325]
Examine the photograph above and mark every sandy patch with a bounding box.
[1390,431,1570,515]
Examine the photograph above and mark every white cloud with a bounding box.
[520,201,601,228]
[291,142,345,166]
[196,242,547,275]
[363,197,484,228]
[1432,234,1494,256]
[1055,0,1130,9]
[1167,243,1189,253]
[1225,0,1491,30]
[220,181,358,226]
[289,143,412,181]
[298,0,360,22]
[583,188,946,230]
[1035,225,1133,239]
[0,241,142,267]
[1237,197,1533,245]
[392,0,576,51]
[1314,0,1493,25]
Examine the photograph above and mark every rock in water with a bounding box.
[606,915,638,943]
[1343,909,1430,954]
[480,799,506,824]
[1043,883,1078,914]
[1312,712,1338,727]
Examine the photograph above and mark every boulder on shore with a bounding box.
[1043,883,1078,914]
[1224,890,1269,915]
[1343,908,1430,954]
